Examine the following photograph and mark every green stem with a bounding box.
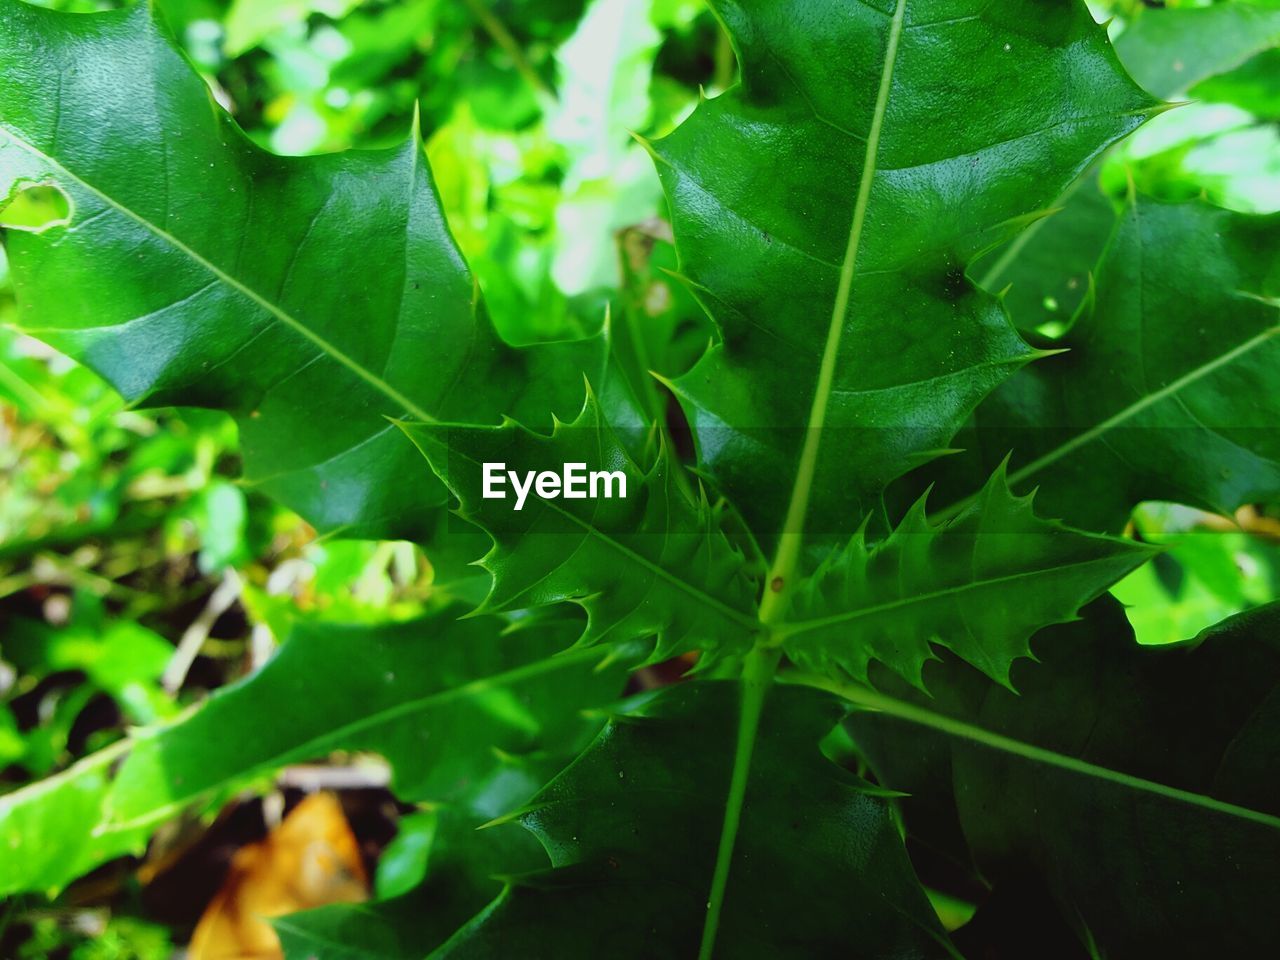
[461,0,556,104]
[697,644,780,960]
[713,26,735,92]
[697,3,907,955]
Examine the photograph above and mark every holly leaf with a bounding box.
[404,390,762,664]
[940,197,1280,532]
[970,169,1119,334]
[0,0,605,544]
[975,3,1280,331]
[435,681,954,959]
[652,0,1160,542]
[0,608,628,897]
[782,467,1155,687]
[845,599,1280,958]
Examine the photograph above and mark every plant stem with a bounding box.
[714,26,735,92]
[461,0,556,104]
[697,643,780,960]
[698,4,907,954]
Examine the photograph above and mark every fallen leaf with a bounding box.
[189,792,368,960]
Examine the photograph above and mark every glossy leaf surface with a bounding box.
[656,0,1158,541]
[0,0,604,543]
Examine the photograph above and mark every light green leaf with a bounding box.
[1114,2,1280,99]
[1192,47,1280,122]
[1110,504,1279,646]
[224,0,365,57]
[0,608,628,897]
[0,0,606,545]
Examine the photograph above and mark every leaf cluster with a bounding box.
[1,0,1279,957]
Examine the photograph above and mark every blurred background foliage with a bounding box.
[2,0,1279,954]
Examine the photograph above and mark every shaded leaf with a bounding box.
[845,599,1280,958]
[943,197,1280,532]
[436,681,953,959]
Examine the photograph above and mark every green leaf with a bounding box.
[0,741,142,899]
[976,5,1280,328]
[1110,505,1280,646]
[0,608,628,897]
[0,0,605,544]
[223,0,364,57]
[841,599,1280,957]
[404,390,762,664]
[4,611,175,725]
[970,169,1119,334]
[653,0,1159,541]
[939,197,1280,532]
[435,681,954,959]
[1192,48,1280,122]
[1114,2,1280,99]
[276,895,448,960]
[782,467,1155,687]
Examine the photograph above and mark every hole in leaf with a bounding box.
[0,182,72,233]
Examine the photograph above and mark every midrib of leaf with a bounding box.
[758,0,907,618]
[699,3,909,957]
[933,313,1280,525]
[809,676,1280,832]
[773,553,1143,643]
[0,124,437,424]
[102,642,609,833]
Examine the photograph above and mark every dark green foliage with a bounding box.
[848,599,1280,957]
[2,0,1278,956]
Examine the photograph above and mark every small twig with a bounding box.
[461,0,556,104]
[277,761,392,792]
[162,567,242,694]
